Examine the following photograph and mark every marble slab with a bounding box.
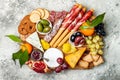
[0,0,120,80]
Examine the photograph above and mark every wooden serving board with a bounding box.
[17,3,105,73]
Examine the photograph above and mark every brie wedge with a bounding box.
[26,32,44,52]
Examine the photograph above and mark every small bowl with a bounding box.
[36,19,52,35]
[31,49,43,61]
[69,31,85,47]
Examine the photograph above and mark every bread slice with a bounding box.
[82,54,93,62]
[93,56,104,66]
[78,60,89,69]
[92,54,100,62]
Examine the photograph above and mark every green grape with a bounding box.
[85,37,88,40]
[98,49,103,55]
[95,35,100,41]
[99,42,104,46]
[91,44,96,48]
[91,51,97,55]
[99,37,103,41]
[88,36,92,40]
[90,48,96,52]
[86,40,92,45]
[92,38,97,43]
[95,43,100,49]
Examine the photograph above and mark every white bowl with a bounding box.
[36,19,52,35]
[69,31,85,47]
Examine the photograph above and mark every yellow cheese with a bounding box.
[65,47,86,68]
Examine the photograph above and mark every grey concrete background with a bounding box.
[0,0,120,80]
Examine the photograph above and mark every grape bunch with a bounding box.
[55,58,68,73]
[85,35,104,55]
[95,23,106,36]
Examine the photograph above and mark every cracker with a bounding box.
[43,9,50,19]
[30,13,40,23]
[36,8,45,18]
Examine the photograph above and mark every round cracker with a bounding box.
[36,8,45,18]
[31,10,41,16]
[30,13,40,23]
[43,9,50,19]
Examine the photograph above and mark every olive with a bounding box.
[43,27,51,33]
[70,35,76,42]
[40,19,50,26]
[37,23,43,32]
[75,32,82,36]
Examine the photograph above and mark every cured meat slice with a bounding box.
[44,19,63,42]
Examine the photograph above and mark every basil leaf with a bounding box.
[91,13,105,27]
[19,50,29,67]
[6,35,22,42]
[12,49,22,63]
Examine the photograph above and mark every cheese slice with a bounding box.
[26,32,44,52]
[65,47,86,68]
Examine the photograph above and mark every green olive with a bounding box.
[37,23,43,32]
[43,27,51,33]
[40,19,50,26]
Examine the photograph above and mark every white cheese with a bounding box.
[26,32,44,52]
[43,48,63,68]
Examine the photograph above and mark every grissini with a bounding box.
[50,4,82,47]
[53,8,86,47]
[58,9,94,47]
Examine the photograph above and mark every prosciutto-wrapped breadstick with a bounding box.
[53,8,86,47]
[58,9,94,47]
[50,4,82,47]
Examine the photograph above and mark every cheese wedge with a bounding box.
[26,32,44,52]
[65,47,86,68]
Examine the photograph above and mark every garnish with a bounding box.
[6,35,22,42]
[12,49,29,67]
[80,13,105,29]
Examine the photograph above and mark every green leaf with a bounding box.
[12,49,22,63]
[6,34,22,42]
[19,50,29,67]
[86,20,91,25]
[91,13,105,27]
[80,26,89,30]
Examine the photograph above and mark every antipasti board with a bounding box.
[7,3,106,73]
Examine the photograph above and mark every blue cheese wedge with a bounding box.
[26,32,44,52]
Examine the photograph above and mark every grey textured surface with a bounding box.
[0,0,120,80]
